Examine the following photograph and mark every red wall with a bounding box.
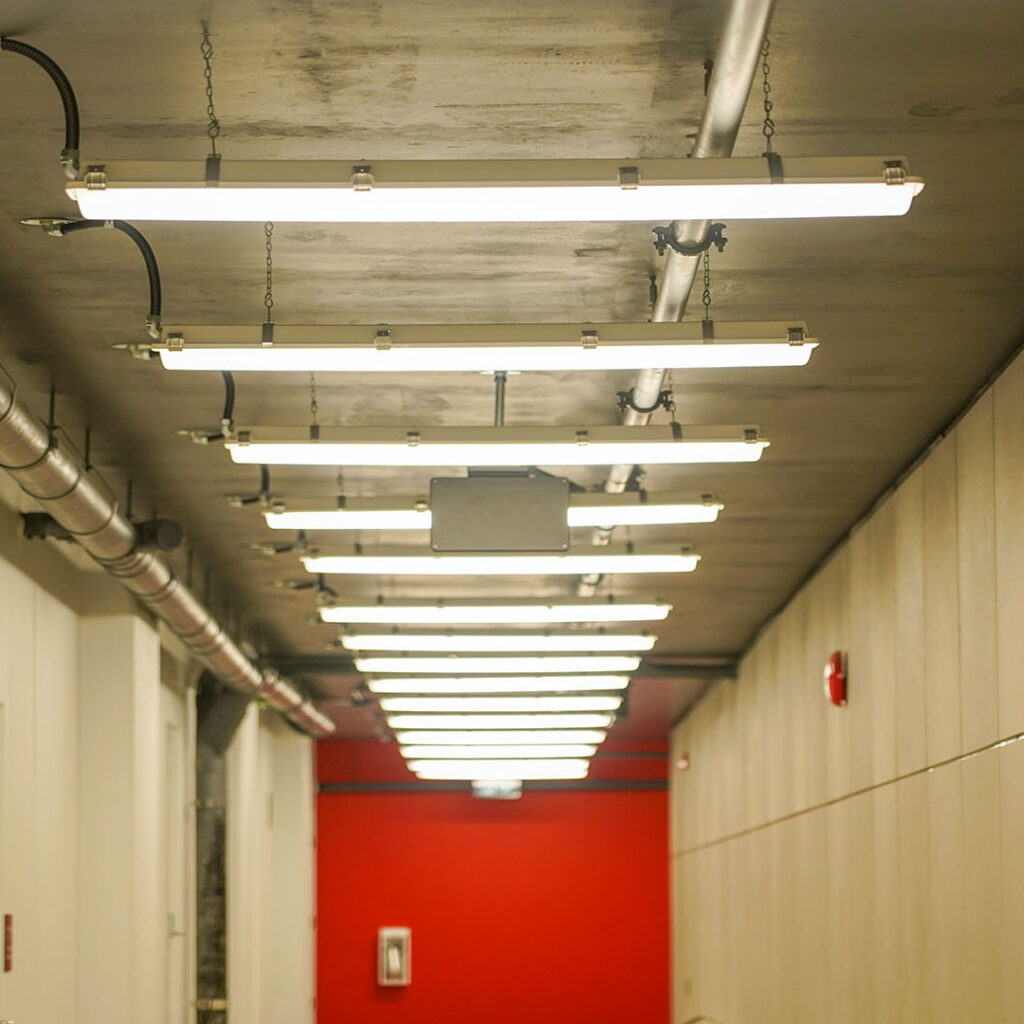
[316,743,670,1024]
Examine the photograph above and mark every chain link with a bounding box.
[309,372,319,425]
[200,22,221,154]
[761,36,775,155]
[264,222,274,318]
[701,248,712,321]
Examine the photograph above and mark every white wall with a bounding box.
[670,350,1024,1022]
[0,506,316,1024]
[227,707,315,1024]
[0,559,80,1023]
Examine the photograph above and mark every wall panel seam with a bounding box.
[672,728,1024,858]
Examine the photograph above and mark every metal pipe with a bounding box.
[580,0,776,592]
[0,375,334,738]
[493,371,507,427]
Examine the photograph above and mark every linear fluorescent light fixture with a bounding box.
[409,759,590,781]
[379,696,623,713]
[67,156,922,222]
[355,655,640,674]
[367,675,630,694]
[305,547,699,577]
[400,744,597,759]
[318,598,672,625]
[394,729,608,745]
[228,424,767,468]
[153,321,816,372]
[342,633,654,653]
[272,492,722,532]
[385,713,615,730]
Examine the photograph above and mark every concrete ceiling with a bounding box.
[1,0,1023,739]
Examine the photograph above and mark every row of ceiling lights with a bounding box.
[5,26,925,786]
[80,130,921,791]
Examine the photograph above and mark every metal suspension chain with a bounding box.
[702,248,713,321]
[263,222,274,321]
[760,36,775,156]
[309,372,319,426]
[200,22,221,155]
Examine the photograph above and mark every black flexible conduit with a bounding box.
[55,219,162,322]
[1,36,80,173]
[221,371,235,424]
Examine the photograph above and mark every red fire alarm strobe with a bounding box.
[824,651,847,706]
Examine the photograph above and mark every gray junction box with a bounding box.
[429,473,571,552]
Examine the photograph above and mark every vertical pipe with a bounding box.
[494,371,507,427]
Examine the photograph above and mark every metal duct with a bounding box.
[581,0,777,591]
[0,373,334,738]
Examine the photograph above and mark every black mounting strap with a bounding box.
[765,151,784,184]
[652,221,727,258]
[617,388,674,416]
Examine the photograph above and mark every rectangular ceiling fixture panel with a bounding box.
[303,547,699,576]
[67,156,922,222]
[153,321,817,372]
[316,599,673,624]
[228,424,768,467]
[270,492,723,532]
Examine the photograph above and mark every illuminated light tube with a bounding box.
[394,729,608,745]
[378,695,623,713]
[355,655,640,674]
[409,759,590,781]
[153,321,817,372]
[305,548,699,577]
[317,598,672,625]
[227,423,768,467]
[400,744,597,759]
[342,633,655,653]
[270,493,722,532]
[367,675,630,694]
[385,713,615,730]
[66,156,923,222]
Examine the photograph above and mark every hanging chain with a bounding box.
[760,36,775,155]
[665,369,677,420]
[309,372,319,425]
[200,22,221,155]
[701,248,713,321]
[263,222,275,320]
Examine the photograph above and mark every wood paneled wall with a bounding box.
[670,350,1024,1023]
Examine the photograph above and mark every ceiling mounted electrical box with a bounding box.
[429,473,570,552]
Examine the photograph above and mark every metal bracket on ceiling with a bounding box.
[652,221,727,258]
[204,153,221,186]
[374,329,392,350]
[618,166,640,189]
[84,166,107,190]
[617,388,673,416]
[580,329,599,349]
[787,326,806,345]
[883,159,908,185]
[351,164,374,190]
